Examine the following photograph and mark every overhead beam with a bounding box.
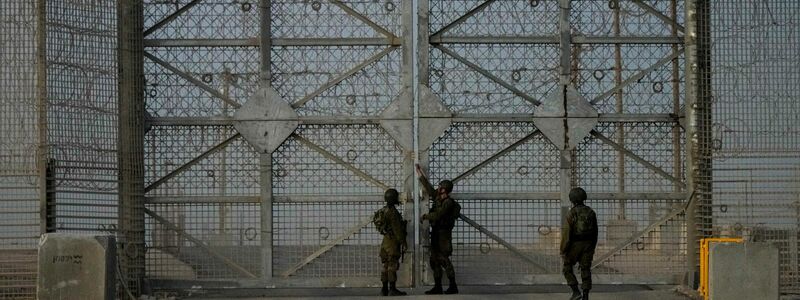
[432,36,683,45]
[144,38,396,47]
[145,192,688,203]
[147,113,682,126]
[145,208,258,278]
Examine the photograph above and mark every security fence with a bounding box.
[0,1,798,299]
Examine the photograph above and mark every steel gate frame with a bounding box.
[132,0,696,290]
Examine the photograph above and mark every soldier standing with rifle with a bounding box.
[373,188,408,296]
[416,164,461,295]
[561,187,598,300]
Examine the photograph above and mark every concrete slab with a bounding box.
[185,286,690,300]
[37,233,116,300]
[709,242,779,300]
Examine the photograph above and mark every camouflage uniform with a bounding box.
[376,189,407,296]
[561,187,598,300]
[419,177,459,294]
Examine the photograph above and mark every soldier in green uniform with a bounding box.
[561,187,598,300]
[373,188,407,296]
[416,164,461,295]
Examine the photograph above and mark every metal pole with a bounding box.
[259,0,274,281]
[684,0,712,288]
[219,69,231,236]
[613,0,626,220]
[558,0,573,243]
[415,0,429,288]
[36,0,48,235]
[400,0,416,287]
[118,0,146,295]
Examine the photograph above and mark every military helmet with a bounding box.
[569,187,587,204]
[384,188,400,205]
[438,180,454,193]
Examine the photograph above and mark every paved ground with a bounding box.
[187,285,692,300]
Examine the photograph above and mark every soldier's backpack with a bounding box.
[572,205,596,237]
[441,199,462,230]
[373,207,393,235]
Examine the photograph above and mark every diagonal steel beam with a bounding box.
[459,214,550,272]
[591,130,686,189]
[590,49,683,105]
[145,208,258,278]
[281,217,373,277]
[631,0,685,33]
[144,51,241,108]
[429,0,496,42]
[291,46,397,109]
[453,130,541,183]
[292,133,390,190]
[434,44,542,106]
[145,133,241,193]
[592,192,695,268]
[329,0,399,42]
[144,0,202,37]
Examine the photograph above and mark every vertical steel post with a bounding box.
[36,0,48,235]
[259,0,274,281]
[613,0,626,220]
[558,0,574,231]
[415,0,430,287]
[118,0,146,294]
[400,0,416,287]
[684,0,712,288]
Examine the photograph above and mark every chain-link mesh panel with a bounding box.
[142,0,409,287]
[706,1,800,293]
[429,45,558,114]
[425,0,687,284]
[0,1,42,298]
[145,203,262,280]
[144,47,259,117]
[47,0,119,233]
[272,124,406,278]
[273,201,386,278]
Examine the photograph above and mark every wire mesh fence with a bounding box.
[0,1,42,298]
[704,0,800,293]
[0,0,799,298]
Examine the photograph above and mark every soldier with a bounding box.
[416,164,461,295]
[373,188,408,296]
[561,187,598,300]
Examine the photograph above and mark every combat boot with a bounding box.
[568,285,581,300]
[388,282,406,296]
[381,281,388,296]
[424,278,443,294]
[444,276,458,294]
[582,289,590,300]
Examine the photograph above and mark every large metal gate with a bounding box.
[3,1,800,299]
[140,0,691,288]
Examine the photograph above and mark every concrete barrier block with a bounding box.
[709,242,779,300]
[37,233,116,300]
